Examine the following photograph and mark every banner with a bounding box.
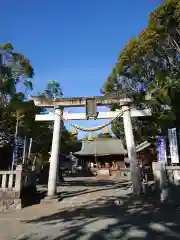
[168,128,179,164]
[157,136,167,163]
[12,137,18,168]
[22,136,27,164]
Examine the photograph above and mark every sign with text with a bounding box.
[157,136,167,163]
[168,128,179,164]
[85,98,98,119]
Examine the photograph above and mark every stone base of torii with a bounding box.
[31,94,152,200]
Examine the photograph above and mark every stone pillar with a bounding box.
[122,105,141,195]
[159,162,169,202]
[46,107,63,199]
[152,162,169,202]
[15,165,23,197]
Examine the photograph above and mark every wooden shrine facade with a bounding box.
[73,138,155,178]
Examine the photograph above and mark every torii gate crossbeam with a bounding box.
[35,109,151,121]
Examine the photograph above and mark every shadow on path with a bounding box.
[23,178,131,209]
[36,182,131,204]
[20,193,180,240]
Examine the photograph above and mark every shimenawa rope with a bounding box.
[54,109,125,132]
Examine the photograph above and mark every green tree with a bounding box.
[101,0,180,195]
[44,81,63,99]
[0,45,78,166]
[0,42,34,146]
[102,0,180,140]
[32,81,81,161]
[0,42,34,96]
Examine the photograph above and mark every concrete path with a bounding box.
[0,177,180,239]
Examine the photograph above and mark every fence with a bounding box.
[152,162,180,186]
[119,168,131,180]
[0,165,36,210]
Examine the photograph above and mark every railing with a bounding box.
[0,170,17,190]
[119,168,131,180]
[152,162,180,185]
[0,165,36,193]
[0,165,37,210]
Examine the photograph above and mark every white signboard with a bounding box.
[168,128,179,164]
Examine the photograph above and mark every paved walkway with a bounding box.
[1,177,180,239]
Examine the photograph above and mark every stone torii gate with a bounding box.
[31,93,152,200]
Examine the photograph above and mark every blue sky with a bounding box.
[1,0,161,138]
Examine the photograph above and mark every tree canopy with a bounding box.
[0,43,80,167]
[102,0,180,142]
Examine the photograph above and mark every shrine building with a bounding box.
[73,137,155,179]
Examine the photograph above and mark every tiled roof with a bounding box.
[73,138,127,156]
[74,139,152,157]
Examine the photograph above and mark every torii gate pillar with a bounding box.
[46,106,63,199]
[31,94,152,198]
[122,105,141,195]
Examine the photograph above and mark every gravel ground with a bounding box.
[0,177,180,240]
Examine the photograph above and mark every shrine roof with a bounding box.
[73,138,127,157]
[73,139,152,157]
